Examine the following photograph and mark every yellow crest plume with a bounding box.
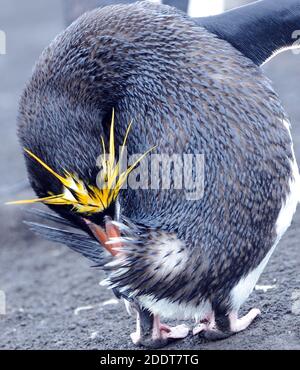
[7,110,154,214]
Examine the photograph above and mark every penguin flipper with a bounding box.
[196,0,300,66]
[25,220,109,266]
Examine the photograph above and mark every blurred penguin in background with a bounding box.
[63,0,227,25]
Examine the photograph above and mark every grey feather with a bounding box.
[25,221,109,266]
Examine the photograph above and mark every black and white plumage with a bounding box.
[16,1,300,347]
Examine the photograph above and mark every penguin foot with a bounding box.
[192,316,230,340]
[152,317,190,343]
[193,308,261,341]
[229,308,261,332]
[130,304,189,348]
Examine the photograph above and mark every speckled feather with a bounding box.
[18,2,293,314]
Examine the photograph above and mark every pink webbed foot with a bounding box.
[152,316,190,342]
[229,308,261,332]
[193,308,261,341]
[130,305,189,348]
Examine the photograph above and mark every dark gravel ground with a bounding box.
[0,0,299,350]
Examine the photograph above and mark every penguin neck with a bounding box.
[197,0,300,66]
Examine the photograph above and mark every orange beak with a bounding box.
[84,217,121,257]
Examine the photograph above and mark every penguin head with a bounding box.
[10,109,154,253]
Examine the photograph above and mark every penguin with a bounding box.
[10,1,300,348]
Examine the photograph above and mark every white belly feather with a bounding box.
[230,119,300,312]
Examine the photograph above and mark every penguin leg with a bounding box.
[130,303,189,348]
[193,308,261,341]
[193,313,231,340]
